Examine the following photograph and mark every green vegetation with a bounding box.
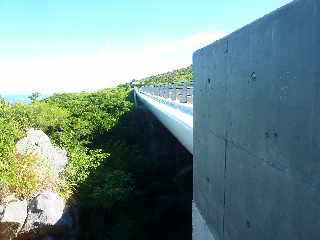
[0,100,57,199]
[0,65,193,239]
[134,65,192,86]
[0,65,193,201]
[44,87,135,203]
[28,92,40,102]
[0,86,134,203]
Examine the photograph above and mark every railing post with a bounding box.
[171,84,176,101]
[164,86,169,99]
[180,82,187,103]
[188,86,193,104]
[137,80,193,104]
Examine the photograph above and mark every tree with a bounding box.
[28,92,40,102]
[0,96,5,105]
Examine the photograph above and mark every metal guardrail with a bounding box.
[138,81,193,104]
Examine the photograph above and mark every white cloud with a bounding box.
[0,31,225,94]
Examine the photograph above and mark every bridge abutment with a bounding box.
[193,0,320,239]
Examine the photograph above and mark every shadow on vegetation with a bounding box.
[72,91,192,240]
[0,222,20,239]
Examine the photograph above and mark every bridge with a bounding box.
[135,0,320,239]
[134,83,193,154]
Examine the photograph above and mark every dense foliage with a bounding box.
[0,65,193,239]
[134,65,192,86]
[0,87,134,204]
[0,65,192,202]
[44,87,135,203]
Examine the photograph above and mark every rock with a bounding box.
[21,191,73,237]
[23,191,65,229]
[0,196,28,238]
[0,205,4,220]
[11,130,76,239]
[16,128,68,175]
[0,196,28,229]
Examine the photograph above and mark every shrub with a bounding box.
[6,153,55,199]
[0,105,56,198]
[135,65,192,86]
[0,86,135,206]
[45,87,135,204]
[10,101,70,134]
[89,169,134,208]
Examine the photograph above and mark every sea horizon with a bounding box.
[2,94,51,103]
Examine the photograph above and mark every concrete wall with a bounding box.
[193,0,320,239]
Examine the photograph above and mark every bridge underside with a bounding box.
[134,88,193,154]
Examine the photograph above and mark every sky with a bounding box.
[0,0,292,94]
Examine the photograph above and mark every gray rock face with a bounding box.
[0,196,28,238]
[0,196,28,228]
[0,205,4,220]
[0,192,75,239]
[16,128,68,174]
[0,130,76,239]
[22,191,67,232]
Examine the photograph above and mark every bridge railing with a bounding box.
[133,81,193,154]
[138,81,193,104]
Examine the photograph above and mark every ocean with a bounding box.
[2,94,51,104]
[3,95,31,103]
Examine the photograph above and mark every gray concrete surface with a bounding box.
[192,201,217,240]
[193,0,320,239]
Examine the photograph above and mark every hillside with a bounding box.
[0,66,192,239]
[134,65,192,86]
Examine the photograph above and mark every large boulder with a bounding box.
[20,191,73,238]
[23,191,67,230]
[16,128,68,175]
[0,204,4,220]
[0,130,77,239]
[0,196,28,239]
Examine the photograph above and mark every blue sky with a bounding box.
[0,0,292,94]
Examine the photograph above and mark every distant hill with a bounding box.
[134,65,192,86]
